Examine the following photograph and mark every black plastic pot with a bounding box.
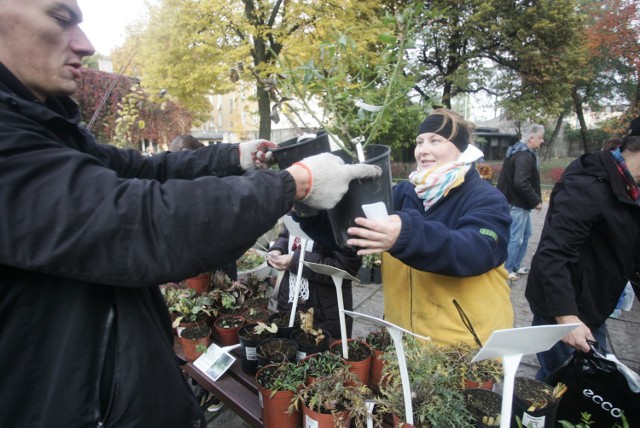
[327,144,393,249]
[511,377,560,428]
[290,328,331,362]
[464,388,502,428]
[238,323,276,375]
[271,133,331,218]
[267,311,301,340]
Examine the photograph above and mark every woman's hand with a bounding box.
[267,251,293,271]
[346,215,402,255]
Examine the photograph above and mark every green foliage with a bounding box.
[276,3,424,157]
[361,253,381,269]
[162,287,214,327]
[256,362,306,395]
[236,249,266,271]
[299,351,348,379]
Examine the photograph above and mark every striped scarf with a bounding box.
[611,147,639,202]
[410,162,470,211]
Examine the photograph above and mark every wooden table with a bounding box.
[176,342,264,428]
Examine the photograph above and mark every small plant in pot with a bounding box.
[290,308,331,361]
[256,362,306,428]
[213,314,244,346]
[451,342,502,391]
[238,322,278,375]
[241,306,272,324]
[512,377,567,428]
[267,310,301,339]
[464,387,502,427]
[163,286,214,334]
[241,272,272,309]
[179,324,212,361]
[365,328,392,389]
[257,337,298,368]
[330,338,373,386]
[208,271,247,315]
[298,351,348,386]
[290,365,379,428]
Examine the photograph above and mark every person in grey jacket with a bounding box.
[525,119,640,380]
[0,1,380,427]
[496,124,544,280]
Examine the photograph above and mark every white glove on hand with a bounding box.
[238,139,277,170]
[295,153,382,210]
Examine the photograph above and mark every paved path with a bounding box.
[207,205,640,427]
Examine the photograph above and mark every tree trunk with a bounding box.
[543,112,565,161]
[571,87,590,153]
[256,83,272,140]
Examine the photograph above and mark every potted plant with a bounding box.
[451,343,502,391]
[208,271,248,315]
[512,377,567,428]
[163,286,215,335]
[241,272,273,309]
[290,308,331,361]
[464,388,502,428]
[330,338,373,386]
[290,365,378,428]
[377,337,474,427]
[182,271,211,295]
[241,306,271,324]
[213,314,244,346]
[267,310,301,339]
[256,337,298,368]
[256,362,306,428]
[298,351,348,386]
[179,323,212,361]
[274,4,423,248]
[236,248,271,281]
[238,322,278,375]
[365,328,392,389]
[363,253,382,284]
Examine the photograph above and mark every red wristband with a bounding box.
[293,161,313,199]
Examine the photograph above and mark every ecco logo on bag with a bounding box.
[583,389,623,418]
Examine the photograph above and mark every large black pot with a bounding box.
[290,328,331,362]
[271,133,331,217]
[327,144,393,249]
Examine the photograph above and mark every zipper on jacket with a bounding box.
[97,305,116,426]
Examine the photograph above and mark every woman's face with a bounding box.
[414,132,461,171]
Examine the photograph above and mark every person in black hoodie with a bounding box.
[525,117,640,380]
[0,1,380,426]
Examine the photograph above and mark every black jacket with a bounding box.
[0,65,296,427]
[497,142,542,209]
[269,228,361,339]
[525,150,640,330]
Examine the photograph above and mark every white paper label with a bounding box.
[305,414,319,428]
[521,412,545,428]
[297,351,307,361]
[246,347,257,360]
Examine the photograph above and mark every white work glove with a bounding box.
[294,153,382,210]
[238,139,277,170]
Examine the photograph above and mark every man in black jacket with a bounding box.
[0,1,380,426]
[525,118,640,380]
[497,124,544,280]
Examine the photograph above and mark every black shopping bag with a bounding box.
[545,341,640,426]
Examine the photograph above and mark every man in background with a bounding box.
[525,117,640,380]
[497,124,544,280]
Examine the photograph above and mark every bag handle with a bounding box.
[587,340,607,358]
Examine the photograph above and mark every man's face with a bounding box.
[0,0,95,101]
[528,132,545,150]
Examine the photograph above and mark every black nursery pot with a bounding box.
[511,377,560,428]
[267,311,301,340]
[271,133,331,218]
[238,323,276,375]
[464,388,503,428]
[256,338,298,368]
[327,144,393,249]
[290,328,331,362]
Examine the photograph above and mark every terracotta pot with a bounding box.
[179,325,211,361]
[184,272,211,294]
[241,307,272,324]
[302,402,350,428]
[330,339,373,386]
[213,315,244,346]
[257,384,299,428]
[391,413,415,428]
[464,378,495,391]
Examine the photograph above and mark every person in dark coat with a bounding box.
[267,225,361,339]
[496,124,544,280]
[0,1,381,426]
[525,118,640,380]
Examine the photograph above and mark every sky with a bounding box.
[77,0,151,56]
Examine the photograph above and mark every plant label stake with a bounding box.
[301,261,358,360]
[365,399,376,428]
[282,215,312,328]
[341,310,431,426]
[471,324,581,428]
